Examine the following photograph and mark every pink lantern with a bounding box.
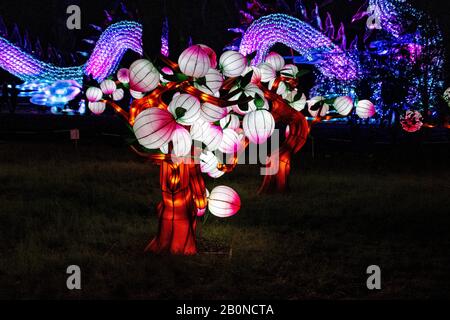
[219,51,247,78]
[200,151,219,174]
[203,125,223,151]
[112,88,124,101]
[198,44,217,68]
[129,59,160,93]
[219,129,242,154]
[117,68,130,84]
[133,108,176,150]
[86,87,103,102]
[356,100,376,119]
[100,79,117,95]
[308,97,329,117]
[243,109,275,145]
[190,118,211,142]
[178,45,211,78]
[208,186,241,218]
[220,114,241,130]
[195,68,224,95]
[130,89,145,100]
[258,63,276,83]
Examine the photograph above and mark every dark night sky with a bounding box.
[0,0,449,66]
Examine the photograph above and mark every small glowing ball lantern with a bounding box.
[219,51,247,78]
[133,108,176,149]
[220,114,241,130]
[203,125,223,151]
[117,68,130,84]
[168,94,201,126]
[112,88,124,101]
[100,79,117,95]
[86,87,103,102]
[356,100,376,119]
[243,109,275,145]
[88,101,106,115]
[171,125,192,157]
[178,45,211,78]
[129,59,160,93]
[201,103,228,123]
[334,96,354,116]
[265,52,285,71]
[208,186,241,218]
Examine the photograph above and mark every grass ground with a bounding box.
[0,139,449,299]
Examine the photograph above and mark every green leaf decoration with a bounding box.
[240,71,254,88]
[254,94,265,109]
[175,107,187,119]
[310,101,324,112]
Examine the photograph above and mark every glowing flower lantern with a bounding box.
[89,101,106,115]
[208,186,241,218]
[265,52,285,71]
[230,83,266,115]
[242,66,262,84]
[219,129,242,154]
[168,94,201,126]
[198,44,217,68]
[171,125,192,157]
[100,79,117,95]
[129,59,160,93]
[243,109,275,144]
[219,51,248,78]
[86,87,103,102]
[133,108,176,149]
[117,68,130,84]
[289,92,307,112]
[258,63,276,83]
[400,110,423,133]
[269,79,287,96]
[356,100,376,119]
[178,45,211,78]
[194,68,223,95]
[333,96,354,116]
[203,125,223,151]
[201,103,228,123]
[112,88,124,101]
[220,114,241,130]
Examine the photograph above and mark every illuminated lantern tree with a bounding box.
[87,46,374,255]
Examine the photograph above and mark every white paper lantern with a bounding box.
[117,68,130,84]
[290,93,307,112]
[243,110,275,145]
[178,45,211,78]
[112,88,125,101]
[86,87,103,102]
[281,64,299,78]
[200,151,219,174]
[219,51,247,78]
[160,143,169,154]
[88,101,106,115]
[219,129,242,154]
[190,118,211,142]
[168,94,201,126]
[133,108,176,150]
[265,52,285,71]
[201,103,228,123]
[208,186,241,218]
[356,100,376,119]
[220,114,241,130]
[130,89,145,100]
[208,168,225,179]
[203,125,223,151]
[229,84,266,115]
[171,125,192,157]
[195,68,224,95]
[100,79,117,95]
[129,59,160,93]
[308,97,329,117]
[198,44,217,68]
[258,63,276,83]
[334,96,354,116]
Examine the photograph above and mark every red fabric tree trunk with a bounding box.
[145,160,206,255]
